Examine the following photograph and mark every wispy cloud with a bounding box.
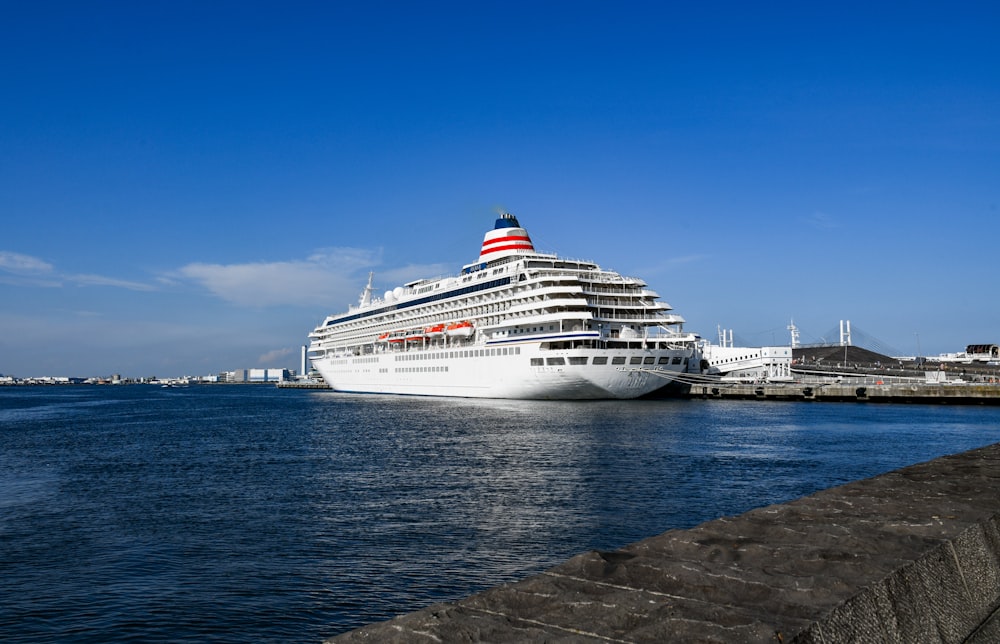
[0,250,154,290]
[0,251,60,286]
[0,246,455,310]
[68,273,157,291]
[173,246,452,309]
[0,251,54,274]
[175,247,381,307]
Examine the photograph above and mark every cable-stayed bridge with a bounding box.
[803,321,905,358]
[716,320,905,358]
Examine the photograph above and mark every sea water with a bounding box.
[1,385,998,642]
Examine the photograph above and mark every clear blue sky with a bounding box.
[2,1,997,377]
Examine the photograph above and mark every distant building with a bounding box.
[938,344,1000,364]
[248,368,291,382]
[220,368,292,383]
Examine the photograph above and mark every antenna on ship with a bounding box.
[359,272,374,307]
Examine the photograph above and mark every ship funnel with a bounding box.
[478,212,535,262]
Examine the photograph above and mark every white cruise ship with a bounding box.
[307,213,701,399]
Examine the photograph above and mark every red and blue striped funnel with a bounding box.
[479,213,535,262]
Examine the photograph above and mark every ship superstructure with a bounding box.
[308,213,701,399]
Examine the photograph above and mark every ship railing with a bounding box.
[594,313,681,323]
[590,298,660,307]
[578,282,645,293]
[523,268,643,286]
[584,274,645,285]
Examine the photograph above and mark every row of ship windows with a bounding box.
[394,355,685,373]
[337,354,686,374]
[395,347,522,361]
[532,356,685,366]
[716,354,760,363]
[330,351,684,368]
[511,325,556,334]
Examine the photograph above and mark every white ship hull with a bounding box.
[313,343,696,400]
[307,212,702,400]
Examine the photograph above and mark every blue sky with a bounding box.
[2,1,998,377]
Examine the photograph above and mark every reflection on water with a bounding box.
[301,392,1000,634]
[1,385,998,642]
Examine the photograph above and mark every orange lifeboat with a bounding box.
[386,331,405,344]
[424,323,446,337]
[445,320,474,338]
[376,332,391,343]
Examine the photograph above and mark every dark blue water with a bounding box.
[1,385,998,642]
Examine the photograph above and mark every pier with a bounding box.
[676,344,1000,405]
[327,441,1000,643]
[687,380,1000,404]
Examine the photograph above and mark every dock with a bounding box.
[673,343,1000,405]
[327,441,1000,642]
[686,380,1000,404]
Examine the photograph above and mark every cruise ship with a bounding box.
[307,213,702,399]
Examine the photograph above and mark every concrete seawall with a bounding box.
[328,442,1000,643]
[689,381,1000,404]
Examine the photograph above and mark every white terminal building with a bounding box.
[224,368,293,383]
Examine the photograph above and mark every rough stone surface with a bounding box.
[326,443,1000,643]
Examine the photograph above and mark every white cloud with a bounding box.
[0,251,54,274]
[173,247,453,309]
[0,251,61,286]
[0,250,156,291]
[0,245,454,311]
[177,256,365,307]
[68,273,157,291]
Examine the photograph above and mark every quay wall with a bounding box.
[328,442,1000,643]
[689,381,1000,404]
